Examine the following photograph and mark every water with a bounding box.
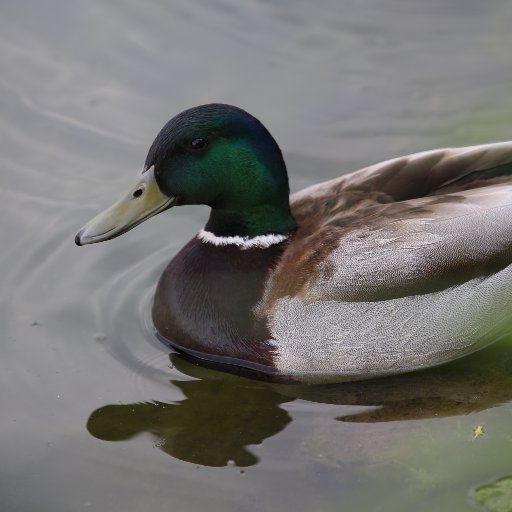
[2,1,512,510]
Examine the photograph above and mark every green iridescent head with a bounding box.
[76,104,296,245]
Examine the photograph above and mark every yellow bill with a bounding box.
[75,166,175,246]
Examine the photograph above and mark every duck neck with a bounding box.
[205,203,296,239]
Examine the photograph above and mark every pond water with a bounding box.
[2,1,512,510]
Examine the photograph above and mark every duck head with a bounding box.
[75,104,296,246]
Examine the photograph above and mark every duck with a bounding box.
[75,103,512,383]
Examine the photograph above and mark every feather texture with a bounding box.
[255,142,512,380]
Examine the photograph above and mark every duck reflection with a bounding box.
[293,336,512,423]
[87,337,512,467]
[87,364,293,467]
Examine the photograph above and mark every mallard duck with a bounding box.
[76,104,512,383]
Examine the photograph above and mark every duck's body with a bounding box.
[76,105,512,383]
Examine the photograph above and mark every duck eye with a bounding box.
[132,188,144,198]
[189,138,207,150]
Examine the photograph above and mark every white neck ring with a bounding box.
[197,229,289,250]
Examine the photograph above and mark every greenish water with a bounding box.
[2,1,512,511]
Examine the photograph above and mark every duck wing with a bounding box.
[294,141,512,203]
[261,142,512,379]
[267,141,512,303]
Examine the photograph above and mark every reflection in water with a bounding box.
[88,337,512,467]
[87,363,293,467]
[293,336,512,423]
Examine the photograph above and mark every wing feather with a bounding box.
[263,142,512,305]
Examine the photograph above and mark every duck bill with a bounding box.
[75,166,175,246]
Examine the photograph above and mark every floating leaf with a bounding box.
[474,476,512,512]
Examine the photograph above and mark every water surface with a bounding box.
[2,1,512,510]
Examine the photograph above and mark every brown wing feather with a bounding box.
[261,142,512,308]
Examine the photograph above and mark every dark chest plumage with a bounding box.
[152,237,286,370]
